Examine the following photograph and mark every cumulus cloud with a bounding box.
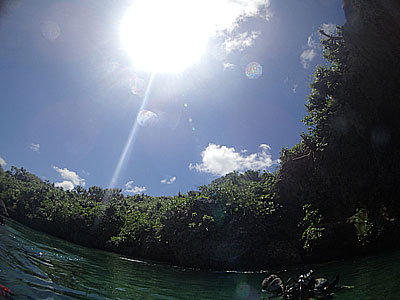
[301,24,337,69]
[30,143,40,153]
[205,0,270,56]
[223,31,261,53]
[210,0,271,32]
[161,176,177,185]
[0,157,6,167]
[124,181,147,194]
[300,35,318,68]
[53,166,86,190]
[228,0,271,19]
[189,143,279,176]
[54,181,74,191]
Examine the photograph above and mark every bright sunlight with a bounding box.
[120,0,211,73]
[119,0,259,73]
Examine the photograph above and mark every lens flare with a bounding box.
[130,76,146,97]
[236,282,251,298]
[41,21,61,40]
[245,62,263,79]
[137,110,158,127]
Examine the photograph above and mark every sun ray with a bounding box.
[109,73,156,189]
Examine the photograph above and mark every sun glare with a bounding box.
[120,0,212,73]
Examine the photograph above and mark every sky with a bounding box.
[0,0,345,196]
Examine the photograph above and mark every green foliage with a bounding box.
[348,208,374,244]
[0,166,282,263]
[111,210,150,246]
[301,204,325,251]
[199,170,278,218]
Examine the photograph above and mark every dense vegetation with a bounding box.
[1,0,400,269]
[0,166,287,269]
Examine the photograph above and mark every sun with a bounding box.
[120,0,211,73]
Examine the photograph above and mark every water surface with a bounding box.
[1,220,399,299]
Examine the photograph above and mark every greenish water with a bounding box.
[0,220,399,299]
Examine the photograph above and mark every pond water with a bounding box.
[1,219,399,299]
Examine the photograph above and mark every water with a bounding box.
[1,219,399,300]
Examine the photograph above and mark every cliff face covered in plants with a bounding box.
[1,0,400,269]
[277,0,400,260]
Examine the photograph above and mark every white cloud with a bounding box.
[189,143,279,176]
[53,166,86,190]
[300,49,316,68]
[30,143,40,153]
[301,24,337,69]
[205,0,270,58]
[223,31,261,53]
[226,0,270,19]
[208,0,271,33]
[223,62,235,70]
[300,35,318,69]
[0,157,6,167]
[307,35,318,49]
[321,23,337,36]
[124,180,147,194]
[54,181,74,191]
[292,84,299,93]
[161,176,177,185]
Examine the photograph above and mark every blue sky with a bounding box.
[0,0,345,196]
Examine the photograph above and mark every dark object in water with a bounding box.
[261,271,340,299]
[262,274,284,296]
[314,275,340,299]
[262,274,283,292]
